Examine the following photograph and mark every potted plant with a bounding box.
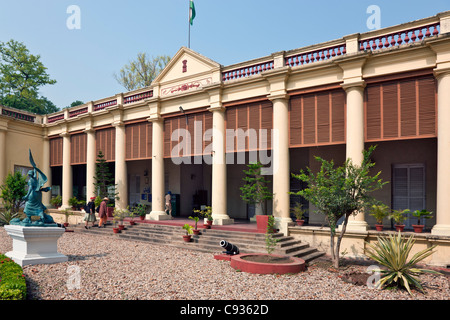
[369,204,390,231]
[189,216,201,235]
[61,208,73,227]
[113,207,128,230]
[132,203,147,220]
[68,197,79,210]
[291,202,306,226]
[412,209,433,233]
[240,162,273,232]
[50,195,62,209]
[112,217,120,233]
[182,223,193,242]
[389,209,409,232]
[128,206,136,225]
[193,206,213,228]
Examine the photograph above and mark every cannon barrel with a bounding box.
[220,240,239,255]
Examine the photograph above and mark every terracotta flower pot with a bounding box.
[183,235,191,242]
[296,219,305,226]
[63,222,69,228]
[395,224,405,232]
[412,224,424,233]
[129,221,136,225]
[140,215,145,220]
[193,229,200,235]
[118,224,125,230]
[113,228,120,234]
[375,224,384,231]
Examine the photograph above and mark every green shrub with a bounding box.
[0,254,26,300]
[365,232,440,296]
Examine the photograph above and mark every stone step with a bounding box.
[70,222,326,264]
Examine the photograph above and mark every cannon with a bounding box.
[220,240,239,255]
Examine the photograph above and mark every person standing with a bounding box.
[165,191,172,216]
[83,197,96,229]
[98,197,108,228]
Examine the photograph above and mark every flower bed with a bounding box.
[0,254,26,300]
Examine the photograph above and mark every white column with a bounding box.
[42,137,52,207]
[85,129,96,200]
[270,95,291,234]
[432,70,450,236]
[114,123,128,210]
[60,132,72,210]
[210,105,233,225]
[343,81,369,231]
[148,117,170,220]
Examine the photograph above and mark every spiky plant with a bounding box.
[365,232,440,295]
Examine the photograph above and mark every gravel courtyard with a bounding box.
[0,227,448,301]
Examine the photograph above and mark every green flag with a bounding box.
[189,0,196,25]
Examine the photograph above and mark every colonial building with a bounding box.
[1,11,450,265]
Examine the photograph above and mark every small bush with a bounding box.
[0,254,26,300]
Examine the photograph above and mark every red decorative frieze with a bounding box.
[1,108,35,123]
[124,90,153,104]
[161,78,212,96]
[94,99,117,111]
[285,44,346,68]
[69,107,88,118]
[359,23,439,51]
[48,114,65,123]
[222,61,274,82]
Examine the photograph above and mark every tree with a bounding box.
[114,53,170,91]
[93,150,114,199]
[0,39,58,114]
[66,100,84,109]
[240,162,273,216]
[0,171,27,214]
[93,150,119,206]
[291,146,387,268]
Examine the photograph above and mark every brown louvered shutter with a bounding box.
[317,92,330,143]
[125,122,152,160]
[226,107,237,153]
[125,125,132,160]
[164,119,171,158]
[50,137,63,167]
[260,101,273,150]
[303,94,316,145]
[400,79,416,137]
[418,76,436,136]
[203,112,213,153]
[96,127,115,161]
[382,81,399,138]
[70,133,86,165]
[365,84,382,141]
[331,89,346,143]
[146,122,152,158]
[289,96,302,146]
[365,74,436,142]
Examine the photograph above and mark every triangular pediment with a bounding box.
[153,47,222,86]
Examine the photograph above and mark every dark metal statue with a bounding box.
[10,149,56,227]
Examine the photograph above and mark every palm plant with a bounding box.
[365,232,440,295]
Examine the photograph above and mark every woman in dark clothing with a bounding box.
[84,197,97,229]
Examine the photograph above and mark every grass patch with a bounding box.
[0,254,26,300]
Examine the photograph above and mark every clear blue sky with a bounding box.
[0,0,448,111]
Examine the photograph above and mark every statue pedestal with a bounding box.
[4,225,68,266]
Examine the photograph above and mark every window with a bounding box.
[392,164,426,229]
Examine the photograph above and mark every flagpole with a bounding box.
[188,0,191,48]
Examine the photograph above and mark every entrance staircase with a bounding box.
[70,222,325,264]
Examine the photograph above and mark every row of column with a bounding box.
[342,70,450,236]
[59,124,128,211]
[55,72,450,236]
